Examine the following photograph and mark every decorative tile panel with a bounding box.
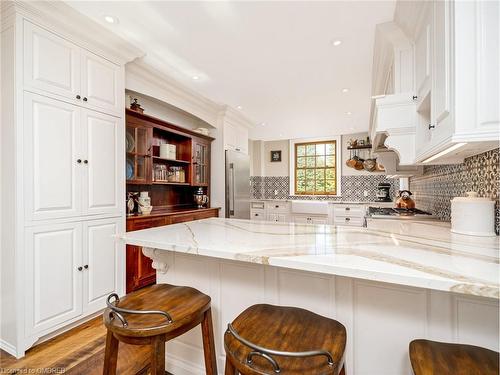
[410,148,499,235]
[250,175,400,202]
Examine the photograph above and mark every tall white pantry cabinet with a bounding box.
[1,1,142,357]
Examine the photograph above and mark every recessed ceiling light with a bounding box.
[332,40,342,47]
[279,133,283,137]
[260,122,266,126]
[237,105,243,110]
[103,15,118,24]
[192,76,200,80]
[341,88,350,93]
[346,111,352,115]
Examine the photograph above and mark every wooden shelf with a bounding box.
[347,145,373,150]
[152,156,191,164]
[152,181,190,186]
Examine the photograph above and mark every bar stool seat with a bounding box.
[103,284,217,375]
[409,339,499,375]
[224,304,346,375]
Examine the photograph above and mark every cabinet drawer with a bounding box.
[333,205,365,218]
[334,216,364,227]
[266,201,289,212]
[251,201,265,209]
[127,217,166,231]
[251,210,266,221]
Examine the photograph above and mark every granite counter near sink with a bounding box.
[120,217,499,374]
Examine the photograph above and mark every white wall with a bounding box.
[125,90,213,132]
[251,133,388,178]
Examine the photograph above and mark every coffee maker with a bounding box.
[375,183,392,202]
[193,187,209,208]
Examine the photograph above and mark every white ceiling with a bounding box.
[67,1,396,140]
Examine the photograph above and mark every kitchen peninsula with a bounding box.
[121,217,499,374]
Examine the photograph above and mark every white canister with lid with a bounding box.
[451,192,496,236]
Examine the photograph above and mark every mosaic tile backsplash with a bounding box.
[410,148,499,235]
[250,175,400,202]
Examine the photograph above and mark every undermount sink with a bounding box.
[291,200,328,215]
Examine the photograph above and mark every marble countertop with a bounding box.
[120,218,499,299]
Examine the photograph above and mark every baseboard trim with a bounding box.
[0,338,17,357]
[166,353,213,375]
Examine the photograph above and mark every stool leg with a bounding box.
[149,334,166,375]
[103,330,119,375]
[201,308,218,375]
[224,358,237,375]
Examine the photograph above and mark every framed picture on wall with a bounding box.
[270,150,282,162]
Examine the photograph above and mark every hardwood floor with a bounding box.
[0,316,153,374]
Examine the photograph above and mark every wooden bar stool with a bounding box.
[409,339,499,375]
[102,284,217,375]
[224,304,346,375]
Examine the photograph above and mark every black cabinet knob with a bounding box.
[76,95,81,99]
[428,124,436,130]
[77,266,83,271]
[84,160,88,164]
[83,97,88,102]
[412,95,418,100]
[84,265,89,269]
[77,159,82,163]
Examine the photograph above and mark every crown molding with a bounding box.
[126,59,223,128]
[219,106,255,130]
[1,0,144,64]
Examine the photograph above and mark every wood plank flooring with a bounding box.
[0,316,153,374]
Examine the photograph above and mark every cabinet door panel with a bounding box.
[24,93,82,221]
[24,21,80,100]
[25,223,82,335]
[83,219,121,312]
[81,51,121,114]
[82,110,122,215]
[415,6,432,98]
[432,0,451,125]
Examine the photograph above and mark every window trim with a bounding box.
[289,136,342,197]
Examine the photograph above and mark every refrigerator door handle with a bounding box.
[229,163,235,216]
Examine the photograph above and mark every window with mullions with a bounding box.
[294,141,337,195]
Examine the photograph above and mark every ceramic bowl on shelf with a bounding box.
[139,205,153,215]
[126,158,134,180]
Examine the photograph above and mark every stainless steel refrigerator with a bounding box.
[225,150,250,219]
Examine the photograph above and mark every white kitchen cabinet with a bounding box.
[24,21,81,101]
[372,1,499,166]
[24,93,122,221]
[25,218,123,338]
[24,92,83,221]
[293,215,328,225]
[83,218,121,313]
[431,0,451,130]
[24,20,122,115]
[267,213,288,223]
[81,50,121,114]
[82,110,122,215]
[2,2,134,357]
[224,122,248,154]
[25,222,83,336]
[414,3,432,100]
[331,204,366,227]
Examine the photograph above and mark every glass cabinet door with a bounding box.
[126,124,152,184]
[193,140,209,186]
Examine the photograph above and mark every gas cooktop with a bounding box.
[368,207,435,219]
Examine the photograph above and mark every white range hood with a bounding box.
[368,22,420,175]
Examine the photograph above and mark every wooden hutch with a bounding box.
[125,108,219,292]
